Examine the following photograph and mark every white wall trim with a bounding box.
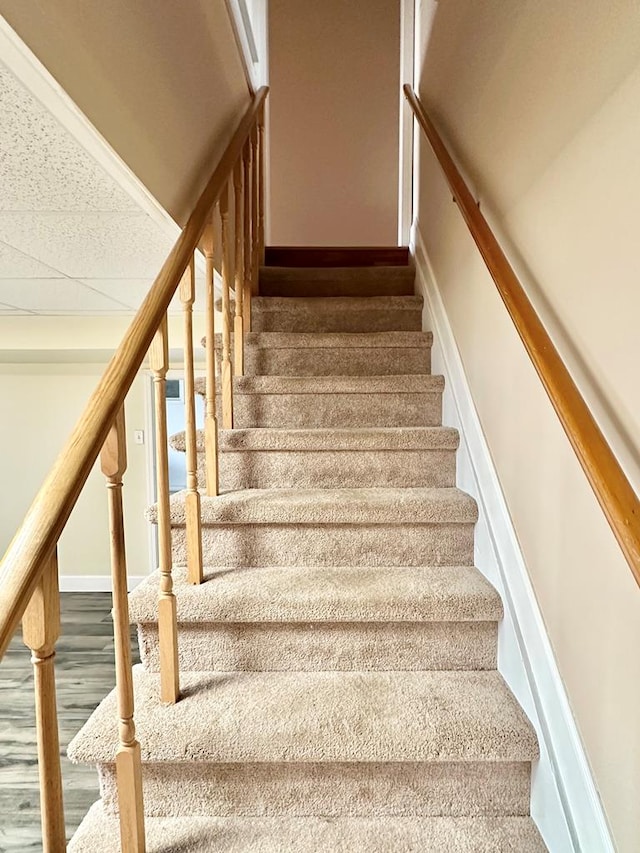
[59,575,146,593]
[224,0,269,92]
[398,0,415,245]
[412,222,614,853]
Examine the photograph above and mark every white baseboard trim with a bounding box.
[411,222,614,853]
[59,575,146,593]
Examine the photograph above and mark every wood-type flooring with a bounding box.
[0,592,138,852]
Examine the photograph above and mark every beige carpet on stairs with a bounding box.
[71,805,546,852]
[68,272,547,851]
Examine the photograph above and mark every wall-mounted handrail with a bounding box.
[0,86,269,661]
[403,84,640,587]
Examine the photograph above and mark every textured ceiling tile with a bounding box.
[0,239,63,277]
[78,278,154,310]
[81,262,209,313]
[0,62,139,213]
[0,212,175,278]
[0,279,129,312]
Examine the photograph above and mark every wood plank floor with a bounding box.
[0,593,138,852]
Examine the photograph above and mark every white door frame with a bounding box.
[398,0,415,245]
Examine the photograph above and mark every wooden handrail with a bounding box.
[0,86,269,659]
[404,84,640,587]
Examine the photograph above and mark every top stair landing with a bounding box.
[259,266,415,297]
[259,246,415,298]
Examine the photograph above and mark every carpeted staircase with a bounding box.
[67,265,546,851]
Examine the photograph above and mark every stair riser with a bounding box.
[220,392,442,428]
[223,347,431,376]
[138,621,497,672]
[252,309,423,333]
[169,523,475,567]
[258,266,415,297]
[209,449,457,489]
[98,760,531,818]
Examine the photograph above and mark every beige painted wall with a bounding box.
[414,1,640,849]
[268,0,401,245]
[0,314,209,354]
[0,314,212,579]
[0,0,250,223]
[0,364,150,578]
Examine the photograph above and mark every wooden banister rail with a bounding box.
[0,84,268,660]
[403,84,640,586]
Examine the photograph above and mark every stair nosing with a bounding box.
[67,668,539,766]
[170,426,460,454]
[70,802,547,853]
[210,331,433,349]
[128,565,503,625]
[252,295,423,307]
[194,374,445,396]
[145,487,478,526]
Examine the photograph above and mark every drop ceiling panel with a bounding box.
[81,264,208,313]
[0,239,64,278]
[0,50,196,315]
[78,278,154,310]
[0,279,129,312]
[0,212,175,279]
[0,62,139,213]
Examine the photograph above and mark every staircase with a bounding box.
[67,264,546,851]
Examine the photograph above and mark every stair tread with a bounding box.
[213,331,433,348]
[146,487,478,525]
[195,374,443,395]
[128,564,502,624]
[217,295,423,311]
[67,668,538,765]
[170,426,459,453]
[260,265,415,281]
[70,802,546,852]
[254,295,423,309]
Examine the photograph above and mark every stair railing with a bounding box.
[0,85,268,852]
[403,84,640,587]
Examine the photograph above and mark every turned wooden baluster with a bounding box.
[258,106,266,265]
[251,123,260,297]
[242,140,253,333]
[150,316,180,704]
[100,409,146,851]
[203,220,220,496]
[219,185,234,429]
[22,549,65,853]
[180,257,203,584]
[233,159,245,376]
